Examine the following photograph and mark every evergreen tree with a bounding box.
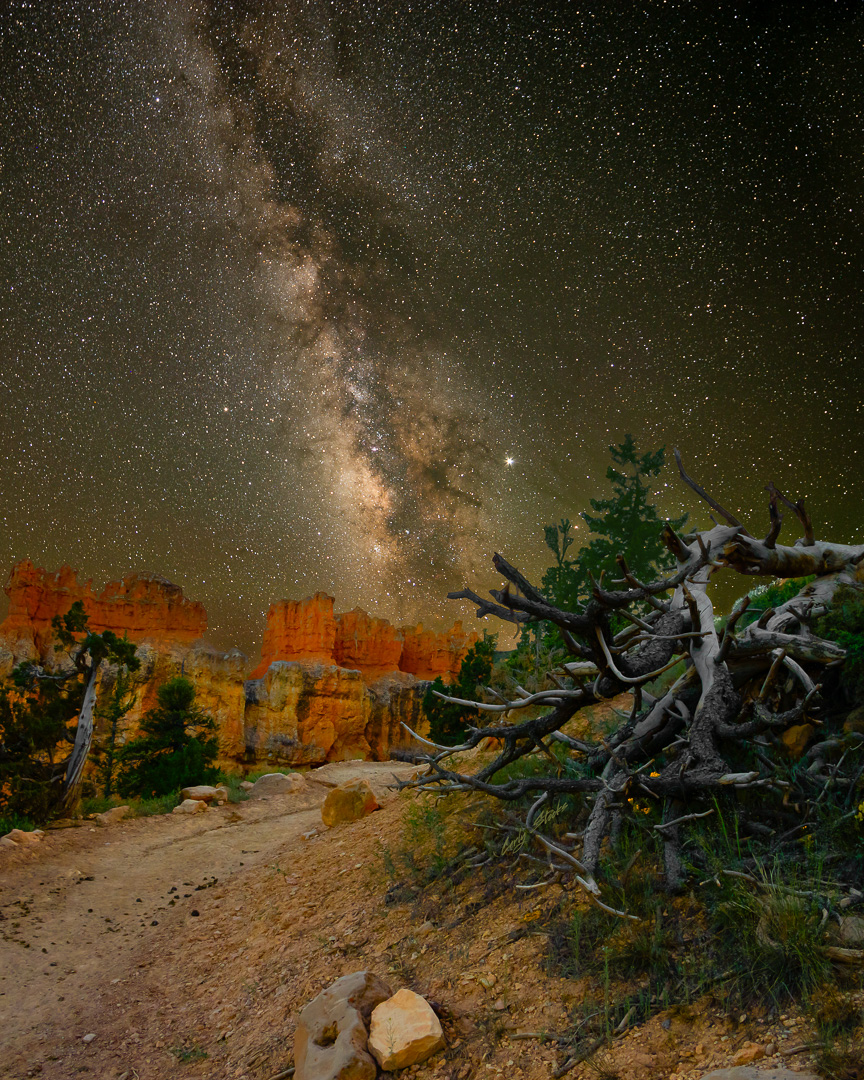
[91,666,137,799]
[543,435,687,611]
[511,436,687,661]
[0,602,139,820]
[117,676,219,797]
[423,635,497,746]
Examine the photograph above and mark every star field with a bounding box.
[1,1,862,654]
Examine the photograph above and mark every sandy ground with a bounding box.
[0,760,834,1080]
[0,762,414,1079]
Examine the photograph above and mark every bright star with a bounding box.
[505,456,514,466]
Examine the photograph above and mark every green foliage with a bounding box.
[170,1044,208,1063]
[816,584,864,705]
[0,676,76,823]
[739,575,817,628]
[712,876,831,1005]
[379,799,462,892]
[0,812,37,836]
[422,634,497,745]
[216,771,252,803]
[47,601,140,677]
[117,676,219,798]
[543,436,687,615]
[91,666,137,799]
[509,436,685,664]
[1,602,141,823]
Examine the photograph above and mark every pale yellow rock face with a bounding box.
[321,780,380,827]
[245,661,370,766]
[244,661,429,768]
[368,989,444,1070]
[124,642,248,765]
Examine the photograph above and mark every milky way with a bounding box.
[1,2,862,654]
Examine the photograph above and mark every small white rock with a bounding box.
[82,1033,96,1043]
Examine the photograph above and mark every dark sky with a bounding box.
[1,1,862,656]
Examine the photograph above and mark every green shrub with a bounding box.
[117,676,219,798]
[0,812,37,836]
[423,635,497,745]
[817,584,864,705]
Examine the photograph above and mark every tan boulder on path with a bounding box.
[180,784,229,804]
[5,828,45,844]
[94,806,130,827]
[248,772,308,798]
[368,988,444,1070]
[321,779,379,827]
[172,798,208,815]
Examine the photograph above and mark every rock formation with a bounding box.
[334,608,403,680]
[0,559,207,659]
[0,562,445,772]
[243,662,426,767]
[0,560,245,766]
[250,592,477,683]
[397,621,478,681]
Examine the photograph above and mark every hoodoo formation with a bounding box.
[0,561,477,769]
[251,592,477,682]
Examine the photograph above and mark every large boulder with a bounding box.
[172,798,208,815]
[180,785,229,804]
[321,779,379,827]
[4,828,45,844]
[94,806,130,827]
[248,772,309,797]
[294,970,392,1080]
[368,988,444,1071]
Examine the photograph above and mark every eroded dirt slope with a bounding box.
[1,760,836,1080]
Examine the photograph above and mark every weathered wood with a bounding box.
[62,663,99,809]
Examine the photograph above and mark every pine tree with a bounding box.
[511,436,687,663]
[543,435,688,611]
[117,676,219,797]
[0,601,139,820]
[91,666,137,799]
[422,635,497,745]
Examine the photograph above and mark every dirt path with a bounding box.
[0,762,415,1074]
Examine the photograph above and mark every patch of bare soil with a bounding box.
[0,761,831,1080]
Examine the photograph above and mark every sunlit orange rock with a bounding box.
[244,663,428,767]
[0,560,244,768]
[249,592,337,679]
[397,621,479,683]
[0,559,207,656]
[334,608,403,678]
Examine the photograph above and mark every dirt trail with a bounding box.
[0,762,414,1073]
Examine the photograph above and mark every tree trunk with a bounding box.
[62,664,99,811]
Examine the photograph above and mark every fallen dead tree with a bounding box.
[398,454,864,917]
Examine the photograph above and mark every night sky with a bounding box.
[1,1,862,656]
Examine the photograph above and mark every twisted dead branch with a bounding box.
[398,457,863,917]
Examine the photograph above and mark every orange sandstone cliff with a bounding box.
[0,559,207,656]
[250,593,477,683]
[398,621,478,681]
[0,564,469,770]
[0,560,245,765]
